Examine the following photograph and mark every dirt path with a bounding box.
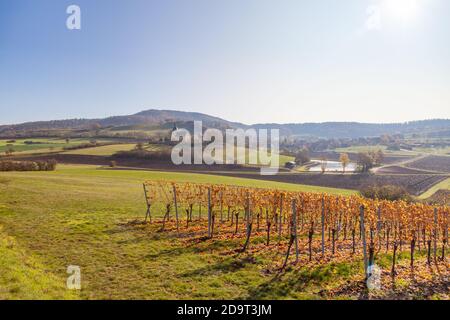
[371,154,428,174]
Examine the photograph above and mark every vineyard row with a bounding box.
[143,181,449,274]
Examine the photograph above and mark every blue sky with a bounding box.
[1,0,449,125]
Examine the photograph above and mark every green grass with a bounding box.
[63,144,138,156]
[333,144,450,157]
[333,145,417,156]
[209,146,294,168]
[0,165,357,299]
[0,138,118,155]
[412,146,450,156]
[40,165,354,195]
[0,226,77,299]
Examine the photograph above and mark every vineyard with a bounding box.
[143,181,449,282]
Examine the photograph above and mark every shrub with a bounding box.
[0,160,57,172]
[295,148,310,165]
[113,149,172,161]
[360,185,413,202]
[63,142,99,151]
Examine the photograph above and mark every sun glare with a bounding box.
[385,0,420,22]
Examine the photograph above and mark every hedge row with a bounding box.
[0,160,57,171]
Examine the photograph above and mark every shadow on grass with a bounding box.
[241,262,358,300]
[144,238,243,259]
[180,256,257,278]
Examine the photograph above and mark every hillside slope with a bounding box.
[1,109,449,139]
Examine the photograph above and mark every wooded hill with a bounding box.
[1,109,449,139]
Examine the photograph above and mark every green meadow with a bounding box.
[0,165,360,299]
[0,138,118,155]
[0,165,446,299]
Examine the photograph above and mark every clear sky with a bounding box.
[1,0,449,125]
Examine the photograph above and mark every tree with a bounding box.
[135,142,144,151]
[91,123,102,136]
[374,149,384,166]
[320,157,328,174]
[65,138,70,144]
[339,153,350,173]
[357,152,374,172]
[295,148,310,165]
[5,144,14,156]
[381,134,392,145]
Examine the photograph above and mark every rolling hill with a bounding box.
[0,109,449,139]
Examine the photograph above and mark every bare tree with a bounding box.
[320,157,327,174]
[295,148,310,165]
[339,153,350,173]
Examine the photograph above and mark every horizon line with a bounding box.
[1,108,449,127]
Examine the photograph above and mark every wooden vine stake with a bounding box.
[220,190,223,223]
[172,185,180,234]
[433,208,438,262]
[360,205,368,279]
[442,211,448,261]
[242,193,252,252]
[321,196,325,256]
[377,206,381,252]
[278,194,283,240]
[207,187,212,238]
[143,183,152,223]
[281,199,297,270]
[293,199,299,263]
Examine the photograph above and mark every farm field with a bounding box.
[0,138,120,155]
[0,226,77,299]
[216,172,448,196]
[334,145,450,157]
[0,165,356,299]
[405,155,450,174]
[0,165,447,300]
[63,144,138,156]
[412,146,450,155]
[333,145,418,156]
[418,178,450,200]
[375,165,438,175]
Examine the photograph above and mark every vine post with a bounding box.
[172,185,180,234]
[433,208,438,261]
[293,199,299,263]
[207,187,212,238]
[321,196,325,256]
[278,194,283,240]
[377,206,381,251]
[143,183,152,223]
[220,190,223,223]
[360,205,368,279]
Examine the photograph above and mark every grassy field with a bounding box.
[411,146,450,156]
[333,144,450,157]
[0,164,361,299]
[333,145,418,156]
[1,165,446,300]
[0,138,118,155]
[202,146,295,168]
[63,144,138,156]
[0,226,77,299]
